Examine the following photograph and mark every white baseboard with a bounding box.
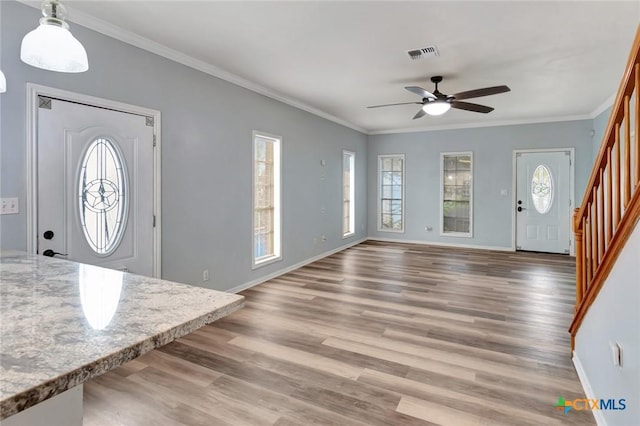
[572,351,607,426]
[227,237,367,294]
[367,237,514,252]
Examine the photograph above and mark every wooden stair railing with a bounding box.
[570,24,640,350]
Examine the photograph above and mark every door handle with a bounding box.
[43,230,55,240]
[517,206,526,212]
[42,249,68,258]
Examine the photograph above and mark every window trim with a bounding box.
[440,151,473,238]
[342,150,356,238]
[377,154,406,233]
[252,131,282,269]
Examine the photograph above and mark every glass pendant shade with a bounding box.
[0,70,6,93]
[20,1,88,73]
[423,100,451,116]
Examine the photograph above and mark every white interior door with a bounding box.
[37,97,156,276]
[515,151,571,254]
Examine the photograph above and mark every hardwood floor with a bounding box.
[84,241,595,425]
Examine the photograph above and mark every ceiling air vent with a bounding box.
[407,46,439,61]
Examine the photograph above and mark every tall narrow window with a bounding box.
[342,150,355,237]
[253,132,282,267]
[441,152,473,236]
[378,154,405,232]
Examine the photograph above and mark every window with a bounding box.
[342,150,355,237]
[378,154,405,232]
[78,137,127,255]
[441,152,473,236]
[531,165,554,214]
[253,132,281,267]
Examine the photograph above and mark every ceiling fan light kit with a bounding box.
[20,0,89,73]
[422,99,450,116]
[368,75,510,120]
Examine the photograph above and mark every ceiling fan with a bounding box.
[367,76,510,119]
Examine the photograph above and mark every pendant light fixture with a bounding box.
[20,0,88,73]
[0,70,6,93]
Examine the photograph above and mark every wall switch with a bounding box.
[500,189,508,196]
[321,235,327,242]
[425,226,433,232]
[203,270,209,282]
[610,342,623,367]
[0,198,19,215]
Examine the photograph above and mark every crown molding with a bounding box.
[589,92,616,119]
[367,113,592,136]
[15,1,611,137]
[16,1,367,134]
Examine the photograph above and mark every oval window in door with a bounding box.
[78,137,127,255]
[531,165,554,214]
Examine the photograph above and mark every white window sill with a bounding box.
[377,228,405,234]
[252,255,282,270]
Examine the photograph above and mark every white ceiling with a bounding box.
[29,1,640,133]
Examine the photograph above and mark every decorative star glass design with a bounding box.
[78,138,127,254]
[531,164,554,214]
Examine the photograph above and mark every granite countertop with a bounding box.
[0,251,244,420]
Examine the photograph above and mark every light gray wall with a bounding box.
[0,1,367,291]
[593,106,612,161]
[367,120,593,249]
[575,222,640,425]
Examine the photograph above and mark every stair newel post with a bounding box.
[573,209,584,310]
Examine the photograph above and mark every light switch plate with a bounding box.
[0,198,19,214]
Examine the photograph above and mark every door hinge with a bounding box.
[146,116,154,127]
[153,215,156,227]
[153,134,157,147]
[38,96,52,109]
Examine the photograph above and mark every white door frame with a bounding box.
[26,83,162,277]
[511,148,575,255]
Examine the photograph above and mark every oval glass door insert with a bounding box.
[531,164,554,214]
[78,137,127,254]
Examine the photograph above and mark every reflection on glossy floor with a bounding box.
[84,241,594,425]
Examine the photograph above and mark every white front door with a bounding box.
[37,97,156,276]
[515,151,572,254]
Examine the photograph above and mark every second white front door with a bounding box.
[37,97,156,276]
[515,151,572,254]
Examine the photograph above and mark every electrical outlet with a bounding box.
[425,225,433,232]
[321,235,327,242]
[0,198,19,215]
[203,270,209,282]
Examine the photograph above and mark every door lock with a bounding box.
[517,206,526,212]
[43,230,54,240]
[42,249,68,258]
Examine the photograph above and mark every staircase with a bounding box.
[569,25,640,349]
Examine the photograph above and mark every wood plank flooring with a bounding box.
[84,241,594,425]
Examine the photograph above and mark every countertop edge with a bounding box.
[0,296,244,420]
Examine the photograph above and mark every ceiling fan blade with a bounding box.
[450,101,494,114]
[413,109,427,120]
[451,85,510,101]
[367,101,422,109]
[405,86,436,99]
